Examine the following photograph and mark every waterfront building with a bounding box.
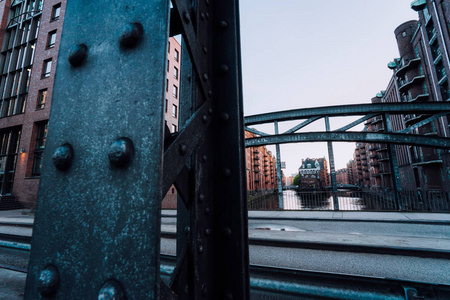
[297,158,329,190]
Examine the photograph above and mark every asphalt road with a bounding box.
[160,237,450,284]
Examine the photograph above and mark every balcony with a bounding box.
[395,57,421,77]
[253,148,259,153]
[253,168,260,173]
[404,114,426,125]
[398,75,425,92]
[371,116,383,124]
[369,154,377,159]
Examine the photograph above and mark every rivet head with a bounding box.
[183,11,190,23]
[220,113,230,122]
[201,13,205,20]
[52,144,74,171]
[205,12,210,19]
[202,284,207,296]
[208,90,213,97]
[223,168,231,177]
[224,227,232,237]
[205,228,212,236]
[208,107,213,115]
[202,155,207,162]
[98,280,126,300]
[203,46,208,54]
[199,193,205,202]
[37,265,60,297]
[219,21,228,30]
[220,64,229,74]
[224,290,233,300]
[203,73,209,81]
[119,22,144,49]
[205,0,210,6]
[68,44,88,67]
[179,143,187,155]
[202,115,208,123]
[108,138,134,168]
[198,244,204,253]
[205,207,210,215]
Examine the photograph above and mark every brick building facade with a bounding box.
[0,0,181,208]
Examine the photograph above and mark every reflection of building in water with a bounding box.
[298,158,329,190]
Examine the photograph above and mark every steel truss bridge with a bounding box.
[245,102,450,210]
[23,0,450,299]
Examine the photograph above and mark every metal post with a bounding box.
[274,121,284,210]
[325,116,339,210]
[384,113,403,210]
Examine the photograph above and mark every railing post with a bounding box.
[325,116,339,211]
[384,113,404,211]
[274,121,284,210]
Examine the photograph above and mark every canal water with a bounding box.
[282,190,365,210]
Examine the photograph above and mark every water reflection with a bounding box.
[283,190,365,210]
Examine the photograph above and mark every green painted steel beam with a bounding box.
[244,102,450,126]
[245,131,450,149]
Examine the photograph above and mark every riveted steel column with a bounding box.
[25,1,169,299]
[211,0,250,298]
[325,117,339,210]
[274,121,284,210]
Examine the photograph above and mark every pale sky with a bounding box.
[239,0,419,176]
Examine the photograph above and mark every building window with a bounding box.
[174,49,179,61]
[171,124,177,133]
[172,104,177,118]
[42,59,52,78]
[173,67,178,79]
[37,89,47,109]
[166,79,168,92]
[32,122,48,177]
[51,3,61,21]
[47,30,57,48]
[173,85,178,98]
[0,127,21,195]
[168,41,170,53]
[165,99,168,113]
[167,59,170,72]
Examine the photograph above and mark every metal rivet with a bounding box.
[220,64,229,74]
[202,155,207,162]
[198,244,204,253]
[199,193,205,202]
[224,290,233,300]
[202,115,208,123]
[201,13,205,20]
[183,11,190,23]
[52,144,74,171]
[219,21,228,30]
[220,112,230,122]
[108,138,134,168]
[203,73,209,81]
[98,280,126,300]
[208,90,213,97]
[205,12,210,19]
[205,0,210,5]
[203,46,208,54]
[202,284,207,297]
[223,168,231,177]
[205,207,210,215]
[37,265,60,297]
[224,227,232,237]
[208,107,213,115]
[119,22,144,49]
[68,44,88,67]
[205,228,211,236]
[184,226,190,234]
[179,143,187,155]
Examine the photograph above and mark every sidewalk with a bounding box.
[0,209,34,226]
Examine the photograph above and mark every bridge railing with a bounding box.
[247,189,450,212]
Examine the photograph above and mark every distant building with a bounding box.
[336,169,349,185]
[245,131,278,192]
[298,158,329,190]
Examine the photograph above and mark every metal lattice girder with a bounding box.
[25,1,171,298]
[244,102,450,125]
[245,131,450,149]
[26,0,249,299]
